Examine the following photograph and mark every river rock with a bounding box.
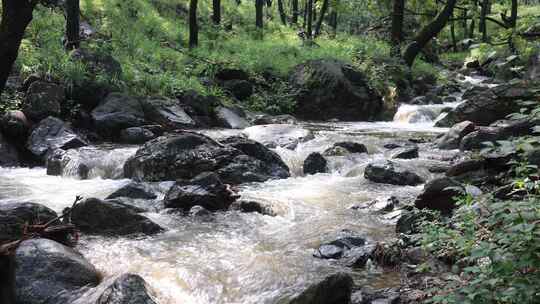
[215,106,250,129]
[242,124,313,149]
[106,182,157,200]
[177,90,221,127]
[303,152,328,175]
[446,159,487,177]
[0,131,19,166]
[0,202,58,243]
[27,117,88,159]
[314,236,367,259]
[459,127,505,151]
[22,81,64,122]
[91,93,146,138]
[342,244,377,268]
[219,136,290,178]
[414,177,464,213]
[164,172,238,211]
[119,127,157,144]
[437,121,476,150]
[1,110,30,140]
[74,273,158,304]
[14,238,101,304]
[288,273,353,304]
[391,145,419,159]
[364,160,424,186]
[222,79,253,100]
[290,59,383,121]
[142,96,196,129]
[252,114,298,125]
[71,198,163,235]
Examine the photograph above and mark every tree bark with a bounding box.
[403,0,457,66]
[450,14,457,51]
[0,0,37,98]
[391,0,405,56]
[255,0,264,29]
[277,0,287,25]
[189,0,198,48]
[65,0,80,50]
[509,0,518,27]
[313,0,329,37]
[292,0,299,24]
[329,9,337,38]
[479,0,488,42]
[306,0,313,39]
[212,0,221,25]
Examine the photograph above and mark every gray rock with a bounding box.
[27,117,88,159]
[0,202,57,243]
[414,177,464,213]
[91,93,146,138]
[1,110,30,140]
[288,273,353,304]
[459,127,505,151]
[106,182,157,200]
[437,121,476,150]
[215,106,250,129]
[314,236,367,259]
[76,274,158,304]
[391,145,419,159]
[364,160,424,186]
[290,59,383,121]
[71,198,163,235]
[142,97,196,129]
[119,127,157,144]
[230,200,276,216]
[14,239,100,304]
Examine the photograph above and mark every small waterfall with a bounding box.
[59,145,139,179]
[393,102,459,124]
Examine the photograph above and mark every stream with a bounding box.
[0,77,486,304]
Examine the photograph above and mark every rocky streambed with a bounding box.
[1,73,538,304]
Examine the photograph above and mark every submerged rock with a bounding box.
[288,273,354,304]
[106,182,157,200]
[324,142,368,156]
[364,160,424,186]
[14,238,101,304]
[303,152,328,175]
[0,202,57,243]
[164,172,238,211]
[230,200,276,216]
[290,59,383,121]
[314,236,367,259]
[71,198,163,235]
[26,117,87,160]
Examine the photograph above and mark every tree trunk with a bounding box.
[509,0,517,27]
[189,0,198,48]
[277,0,287,25]
[65,0,80,50]
[255,0,264,29]
[479,0,488,42]
[313,0,329,37]
[329,9,337,38]
[391,0,405,56]
[469,18,475,38]
[0,0,37,98]
[292,0,299,24]
[306,0,313,39]
[450,14,457,52]
[403,0,457,66]
[212,0,221,25]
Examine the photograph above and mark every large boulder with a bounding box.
[177,90,220,127]
[71,198,163,235]
[437,121,476,150]
[0,131,19,166]
[290,59,383,121]
[75,274,158,304]
[0,202,57,243]
[124,132,289,184]
[22,81,64,122]
[219,136,290,178]
[119,126,158,144]
[364,160,424,186]
[289,273,353,304]
[242,124,314,149]
[164,172,238,211]
[215,106,250,129]
[91,93,147,138]
[26,117,88,159]
[459,127,505,151]
[14,238,101,304]
[414,177,464,214]
[391,145,419,159]
[303,152,328,175]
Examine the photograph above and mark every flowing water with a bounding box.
[0,78,486,303]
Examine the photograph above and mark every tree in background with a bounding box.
[291,0,299,24]
[391,0,405,56]
[189,0,198,48]
[64,0,80,50]
[256,0,264,29]
[306,0,313,39]
[314,0,329,37]
[277,0,287,25]
[403,0,457,66]
[212,0,221,25]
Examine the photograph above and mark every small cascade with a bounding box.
[59,145,139,179]
[393,102,460,124]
